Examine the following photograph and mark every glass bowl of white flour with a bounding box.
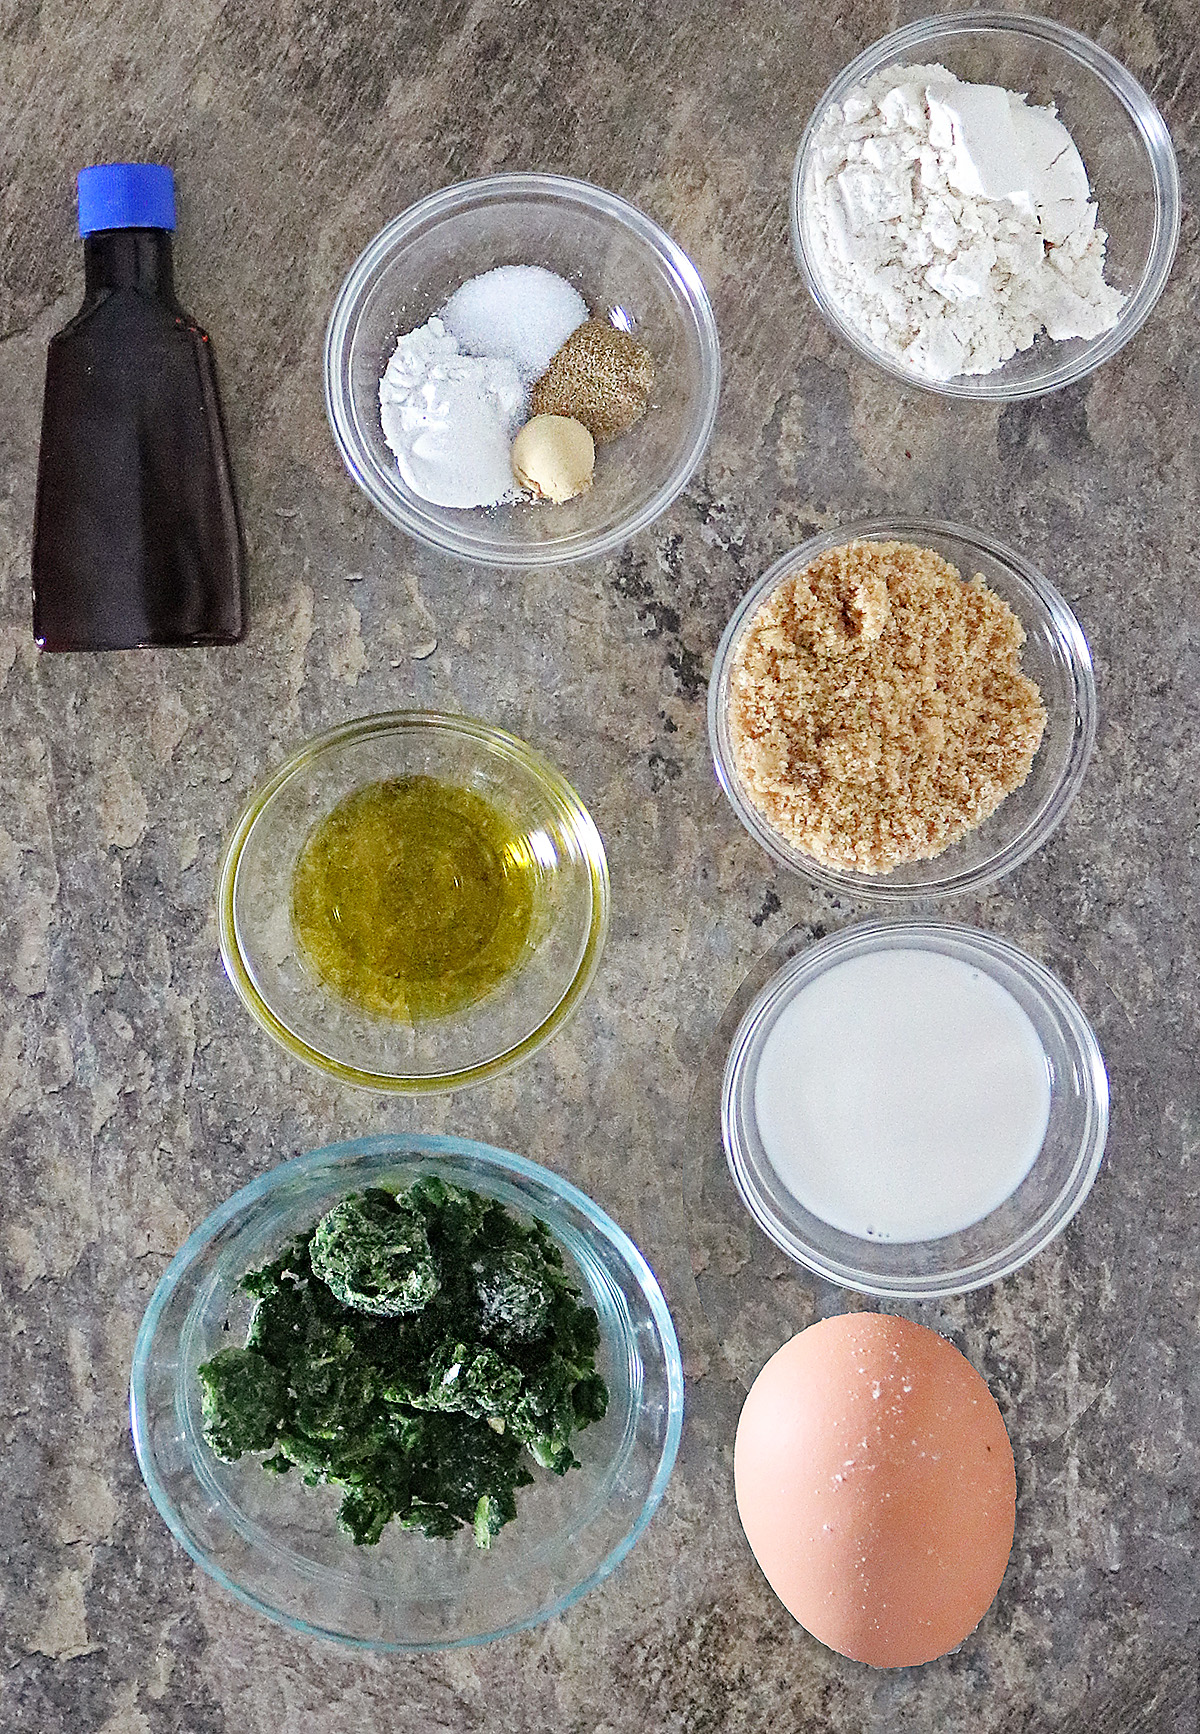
[325,173,720,565]
[791,12,1180,398]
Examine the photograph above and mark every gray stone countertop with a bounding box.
[2,1,1197,1729]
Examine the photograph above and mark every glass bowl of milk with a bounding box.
[791,11,1180,399]
[722,921,1109,1298]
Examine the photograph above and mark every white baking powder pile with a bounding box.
[806,63,1126,380]
[379,266,589,510]
[379,317,524,509]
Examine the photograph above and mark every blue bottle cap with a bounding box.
[77,163,176,236]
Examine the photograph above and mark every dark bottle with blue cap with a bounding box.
[32,162,245,649]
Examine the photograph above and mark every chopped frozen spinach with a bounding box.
[310,1189,439,1316]
[197,1178,608,1548]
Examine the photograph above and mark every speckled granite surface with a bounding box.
[2,1,1198,1728]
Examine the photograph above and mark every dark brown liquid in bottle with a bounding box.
[32,228,245,650]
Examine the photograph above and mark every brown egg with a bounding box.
[734,1313,1015,1668]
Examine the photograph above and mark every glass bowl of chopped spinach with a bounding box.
[130,1134,683,1649]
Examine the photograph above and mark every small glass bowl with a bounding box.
[129,1134,684,1650]
[217,713,609,1092]
[722,921,1109,1298]
[324,172,720,565]
[707,518,1096,901]
[792,11,1181,399]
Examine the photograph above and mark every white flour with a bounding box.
[805,63,1125,380]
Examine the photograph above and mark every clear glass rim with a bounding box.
[128,1132,686,1650]
[323,171,721,566]
[217,712,611,1092]
[706,516,1098,901]
[721,919,1110,1298]
[790,10,1182,400]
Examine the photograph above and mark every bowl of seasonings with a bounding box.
[130,1133,684,1648]
[792,11,1180,398]
[324,173,720,564]
[722,920,1109,1297]
[707,519,1096,900]
[218,713,610,1090]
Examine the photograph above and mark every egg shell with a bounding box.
[734,1313,1015,1668]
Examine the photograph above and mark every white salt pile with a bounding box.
[440,265,588,380]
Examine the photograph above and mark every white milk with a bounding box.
[753,948,1052,1243]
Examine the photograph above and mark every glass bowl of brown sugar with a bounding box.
[707,519,1097,902]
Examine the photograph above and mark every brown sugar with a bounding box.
[530,320,655,444]
[727,540,1047,873]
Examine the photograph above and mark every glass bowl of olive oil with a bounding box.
[218,713,610,1091]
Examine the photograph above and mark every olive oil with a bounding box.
[291,776,536,1021]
